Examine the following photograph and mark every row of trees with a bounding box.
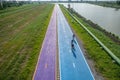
[0,0,120,10]
[0,1,31,10]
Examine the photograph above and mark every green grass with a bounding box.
[0,4,33,14]
[60,5,120,80]
[0,4,54,80]
[0,4,39,18]
[72,14,120,59]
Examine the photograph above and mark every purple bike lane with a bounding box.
[32,5,57,80]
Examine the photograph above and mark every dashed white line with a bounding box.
[73,63,75,68]
[69,50,71,53]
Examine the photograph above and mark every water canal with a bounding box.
[63,3,120,37]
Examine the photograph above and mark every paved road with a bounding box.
[57,5,95,80]
[33,6,57,80]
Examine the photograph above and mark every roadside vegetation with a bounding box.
[70,10,120,59]
[0,1,32,10]
[0,3,54,80]
[88,1,120,9]
[60,5,120,80]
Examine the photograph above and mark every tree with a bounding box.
[117,0,120,5]
[0,0,3,9]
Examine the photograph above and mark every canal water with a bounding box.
[63,3,120,37]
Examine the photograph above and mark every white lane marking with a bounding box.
[73,63,75,68]
[69,50,71,53]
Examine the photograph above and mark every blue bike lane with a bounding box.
[57,5,95,80]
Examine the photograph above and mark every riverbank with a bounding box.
[68,7,120,59]
[88,1,120,9]
[63,3,120,38]
[60,4,120,80]
[0,4,54,79]
[70,8,120,44]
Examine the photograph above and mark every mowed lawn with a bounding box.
[0,4,54,80]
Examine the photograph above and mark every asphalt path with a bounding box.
[33,5,57,80]
[57,5,95,80]
[33,4,94,80]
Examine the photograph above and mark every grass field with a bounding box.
[60,5,120,80]
[0,3,54,80]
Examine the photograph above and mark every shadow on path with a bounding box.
[73,40,77,44]
[72,48,76,58]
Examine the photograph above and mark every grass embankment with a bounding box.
[0,4,54,80]
[72,13,120,59]
[60,5,120,80]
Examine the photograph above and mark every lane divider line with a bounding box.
[73,63,75,68]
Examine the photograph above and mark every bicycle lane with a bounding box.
[32,5,57,80]
[57,5,95,80]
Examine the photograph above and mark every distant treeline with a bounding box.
[88,1,120,8]
[88,1,120,5]
[0,1,35,10]
[1,1,120,10]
